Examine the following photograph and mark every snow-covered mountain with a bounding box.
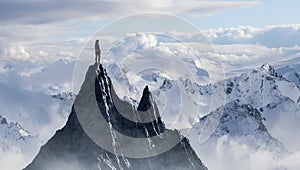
[191,100,286,151]
[178,63,300,169]
[186,100,288,169]
[198,63,300,151]
[0,115,39,170]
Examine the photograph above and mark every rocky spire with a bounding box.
[25,63,208,170]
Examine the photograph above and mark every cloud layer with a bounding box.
[205,25,300,48]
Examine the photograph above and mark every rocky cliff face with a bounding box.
[25,63,207,170]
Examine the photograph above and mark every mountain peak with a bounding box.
[25,63,208,170]
[260,63,278,77]
[0,115,8,125]
[193,100,286,154]
[0,114,33,138]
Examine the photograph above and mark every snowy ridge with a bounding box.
[200,64,300,150]
[201,63,299,107]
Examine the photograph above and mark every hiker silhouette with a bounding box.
[95,40,101,63]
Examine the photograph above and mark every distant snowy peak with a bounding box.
[201,101,267,137]
[260,63,278,77]
[51,91,75,101]
[0,115,29,137]
[0,114,40,169]
[189,101,286,154]
[56,58,72,64]
[0,114,33,139]
[0,115,7,125]
[0,114,39,155]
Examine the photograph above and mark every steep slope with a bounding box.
[25,63,207,170]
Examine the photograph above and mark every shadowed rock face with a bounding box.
[24,64,207,170]
[137,85,151,111]
[95,64,166,139]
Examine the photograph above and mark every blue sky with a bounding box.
[191,0,300,29]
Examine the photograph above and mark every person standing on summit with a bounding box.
[95,40,101,63]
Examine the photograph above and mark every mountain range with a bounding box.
[1,58,300,169]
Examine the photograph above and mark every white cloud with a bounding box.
[66,37,89,44]
[164,25,300,76]
[38,51,49,58]
[204,24,300,48]
[0,44,75,63]
[0,146,28,170]
[167,25,300,48]
[1,45,29,61]
[2,24,300,77]
[0,1,261,65]
[0,23,79,63]
[196,136,300,170]
[58,51,74,59]
[0,0,261,64]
